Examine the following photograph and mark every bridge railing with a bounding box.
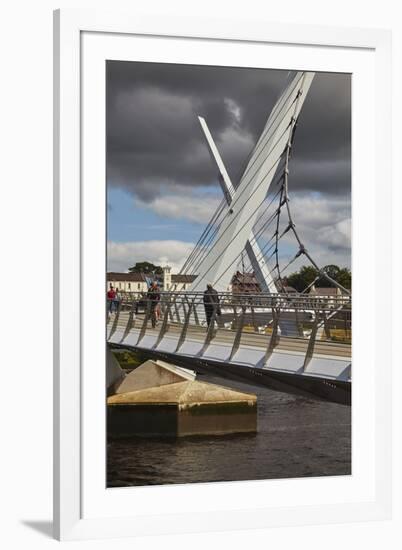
[107,291,352,358]
[113,290,350,308]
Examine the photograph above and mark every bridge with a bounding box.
[107,70,352,405]
[107,291,351,405]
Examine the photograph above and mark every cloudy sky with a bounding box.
[107,61,351,274]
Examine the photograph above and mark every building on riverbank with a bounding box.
[107,272,148,293]
[106,267,197,293]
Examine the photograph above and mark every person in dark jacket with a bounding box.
[147,282,161,328]
[203,283,221,328]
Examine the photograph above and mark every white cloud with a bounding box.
[107,239,195,273]
[224,98,242,124]
[108,193,351,280]
[258,193,351,270]
[136,192,221,225]
[217,125,254,169]
[289,195,351,262]
[316,217,351,250]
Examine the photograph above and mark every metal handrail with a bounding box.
[114,289,351,314]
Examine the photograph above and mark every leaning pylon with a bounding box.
[189,72,315,293]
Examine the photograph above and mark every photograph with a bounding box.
[105,61,352,488]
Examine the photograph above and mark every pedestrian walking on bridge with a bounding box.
[147,281,161,328]
[203,283,221,328]
[107,285,116,314]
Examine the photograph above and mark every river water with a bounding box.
[107,371,351,487]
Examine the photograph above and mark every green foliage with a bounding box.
[286,264,351,292]
[322,264,340,280]
[128,261,163,275]
[334,267,352,290]
[112,349,151,369]
[286,265,318,292]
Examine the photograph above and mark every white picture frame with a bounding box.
[53,8,392,541]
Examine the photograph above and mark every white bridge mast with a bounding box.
[189,71,315,293]
[198,116,277,293]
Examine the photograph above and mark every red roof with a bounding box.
[107,272,147,282]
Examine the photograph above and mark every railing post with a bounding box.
[192,296,200,325]
[303,312,320,370]
[120,300,137,343]
[294,304,302,337]
[174,300,181,323]
[181,296,188,317]
[168,297,175,322]
[229,306,246,360]
[323,311,331,339]
[137,299,151,344]
[264,307,280,363]
[175,297,195,352]
[154,297,173,349]
[250,303,258,332]
[200,305,218,355]
[108,300,122,339]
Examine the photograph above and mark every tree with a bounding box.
[316,264,340,287]
[128,261,163,275]
[286,264,351,292]
[335,267,351,290]
[286,265,318,292]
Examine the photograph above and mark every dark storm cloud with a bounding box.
[106,61,350,200]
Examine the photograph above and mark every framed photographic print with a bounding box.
[54,8,392,540]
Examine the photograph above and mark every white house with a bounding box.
[309,285,346,306]
[107,272,148,293]
[107,267,197,294]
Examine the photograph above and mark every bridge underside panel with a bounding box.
[264,351,304,372]
[304,357,351,382]
[175,339,204,356]
[202,343,232,362]
[119,333,350,385]
[155,334,181,353]
[108,327,126,345]
[123,331,141,347]
[109,341,351,405]
[139,334,159,348]
[230,347,266,366]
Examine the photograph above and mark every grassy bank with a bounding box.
[112,348,153,370]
